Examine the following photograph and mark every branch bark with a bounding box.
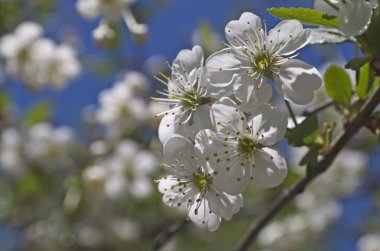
[234,86,380,251]
[151,219,188,251]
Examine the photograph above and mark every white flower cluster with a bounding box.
[76,0,148,45]
[83,139,158,200]
[0,123,75,175]
[96,71,154,137]
[154,12,322,231]
[0,22,81,89]
[315,0,378,36]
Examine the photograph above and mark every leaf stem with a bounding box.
[285,100,298,126]
[302,99,335,117]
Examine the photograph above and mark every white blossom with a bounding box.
[157,135,243,231]
[315,0,378,36]
[83,164,108,189]
[0,128,25,176]
[105,140,157,199]
[153,45,233,144]
[45,44,81,88]
[76,0,148,44]
[76,0,134,22]
[85,140,157,200]
[25,123,75,168]
[0,22,81,89]
[195,98,288,194]
[96,75,148,136]
[206,12,322,111]
[92,22,116,47]
[121,71,150,95]
[0,22,45,88]
[358,234,380,251]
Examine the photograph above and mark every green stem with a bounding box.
[285,100,298,127]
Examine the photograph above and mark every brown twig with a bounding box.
[151,219,188,251]
[302,99,335,117]
[234,85,380,251]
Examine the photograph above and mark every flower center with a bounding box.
[237,135,257,156]
[254,53,271,72]
[193,174,211,191]
[179,91,213,110]
[245,49,274,80]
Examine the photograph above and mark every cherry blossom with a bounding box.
[153,46,236,144]
[206,12,322,111]
[157,135,243,231]
[195,98,288,194]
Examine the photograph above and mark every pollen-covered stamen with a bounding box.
[237,134,256,156]
[179,89,212,111]
[152,66,214,126]
[192,173,212,192]
[253,52,271,73]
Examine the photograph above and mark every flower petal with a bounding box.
[225,12,264,49]
[158,105,213,144]
[211,97,246,135]
[207,190,243,220]
[252,147,287,188]
[158,114,185,145]
[248,104,287,146]
[194,129,223,161]
[338,0,373,36]
[172,45,204,78]
[188,196,221,231]
[212,158,252,195]
[234,76,272,112]
[266,20,311,56]
[273,59,322,105]
[206,48,249,96]
[162,134,196,167]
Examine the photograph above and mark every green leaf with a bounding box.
[324,65,352,107]
[371,77,380,94]
[267,7,339,28]
[345,57,371,70]
[286,115,320,147]
[22,101,53,127]
[309,28,351,45]
[356,63,373,99]
[300,149,319,174]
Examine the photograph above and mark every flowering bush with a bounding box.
[0,1,380,251]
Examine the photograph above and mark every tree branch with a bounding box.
[302,99,334,117]
[234,86,380,251]
[151,219,188,251]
